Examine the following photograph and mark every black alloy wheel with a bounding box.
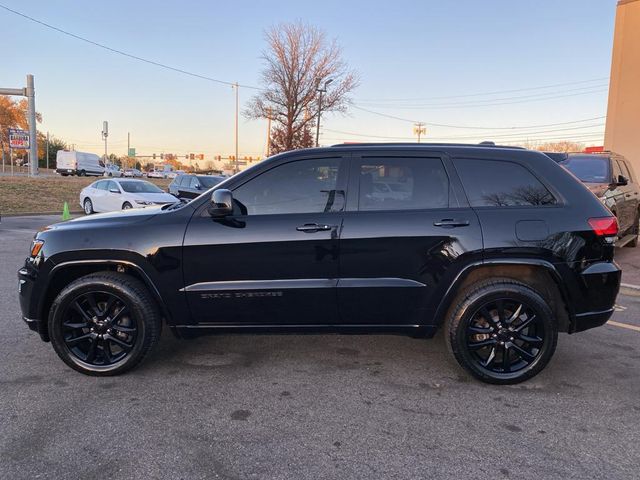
[465,299,544,375]
[48,272,161,375]
[446,278,557,384]
[60,291,137,368]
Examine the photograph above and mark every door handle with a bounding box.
[433,219,470,228]
[296,223,335,233]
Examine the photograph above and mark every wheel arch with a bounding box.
[433,259,573,333]
[38,259,172,340]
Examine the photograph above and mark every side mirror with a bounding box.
[109,188,120,194]
[209,189,233,217]
[616,174,629,186]
[194,183,201,190]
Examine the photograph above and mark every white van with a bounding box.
[56,151,104,176]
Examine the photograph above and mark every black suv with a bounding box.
[554,152,639,247]
[168,174,226,200]
[18,144,621,384]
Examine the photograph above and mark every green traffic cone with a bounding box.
[62,201,71,221]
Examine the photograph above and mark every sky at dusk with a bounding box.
[0,0,617,159]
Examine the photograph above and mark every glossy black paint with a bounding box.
[18,144,620,342]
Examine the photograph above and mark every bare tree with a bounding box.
[527,140,585,153]
[245,22,358,154]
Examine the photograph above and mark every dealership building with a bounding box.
[605,0,640,169]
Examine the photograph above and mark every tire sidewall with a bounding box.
[84,198,93,214]
[449,284,557,384]
[48,279,149,375]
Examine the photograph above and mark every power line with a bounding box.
[0,4,261,90]
[357,84,608,108]
[355,77,609,102]
[350,106,606,129]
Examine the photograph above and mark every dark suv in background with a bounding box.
[18,143,621,384]
[168,174,226,200]
[553,151,639,247]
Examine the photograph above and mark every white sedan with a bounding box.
[80,179,178,214]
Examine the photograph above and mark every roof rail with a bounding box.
[330,142,525,150]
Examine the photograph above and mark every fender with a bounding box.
[431,258,575,328]
[43,258,174,324]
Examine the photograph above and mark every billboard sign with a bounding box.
[8,128,29,149]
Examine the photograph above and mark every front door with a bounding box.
[182,155,348,326]
[338,153,482,326]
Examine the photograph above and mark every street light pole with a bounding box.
[234,82,239,173]
[315,78,333,147]
[26,74,37,176]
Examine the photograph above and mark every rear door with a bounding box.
[337,151,482,326]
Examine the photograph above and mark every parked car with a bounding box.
[167,169,185,179]
[55,150,104,176]
[123,168,143,178]
[168,174,226,200]
[147,169,166,179]
[79,178,177,214]
[20,143,620,383]
[104,164,123,177]
[553,152,639,247]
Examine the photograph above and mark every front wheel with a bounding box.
[122,202,133,210]
[83,198,94,215]
[445,278,557,385]
[48,272,162,375]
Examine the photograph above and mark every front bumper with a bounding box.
[18,264,49,342]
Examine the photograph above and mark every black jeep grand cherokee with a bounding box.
[18,144,621,384]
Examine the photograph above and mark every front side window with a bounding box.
[119,181,162,193]
[96,180,109,191]
[455,159,556,207]
[233,158,342,215]
[357,157,449,211]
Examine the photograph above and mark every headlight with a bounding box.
[134,200,154,205]
[30,239,44,257]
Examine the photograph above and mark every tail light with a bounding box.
[588,217,618,237]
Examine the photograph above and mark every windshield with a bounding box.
[198,176,225,188]
[119,180,164,193]
[560,155,610,183]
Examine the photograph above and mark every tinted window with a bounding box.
[198,176,225,188]
[233,158,341,215]
[119,180,163,193]
[560,155,610,183]
[357,157,448,211]
[455,159,556,207]
[95,180,108,190]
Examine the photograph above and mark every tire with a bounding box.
[48,272,162,376]
[79,170,86,177]
[83,198,94,215]
[445,278,558,385]
[122,202,133,210]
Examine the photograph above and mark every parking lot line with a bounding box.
[607,320,640,332]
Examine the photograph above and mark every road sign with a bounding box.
[8,129,29,149]
[128,148,136,157]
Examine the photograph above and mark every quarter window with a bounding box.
[455,159,556,207]
[357,157,449,211]
[233,158,342,215]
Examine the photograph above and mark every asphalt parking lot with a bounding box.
[1,215,639,480]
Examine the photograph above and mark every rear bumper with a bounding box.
[568,261,621,333]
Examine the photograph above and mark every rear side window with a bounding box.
[455,159,556,207]
[95,180,108,190]
[357,157,449,211]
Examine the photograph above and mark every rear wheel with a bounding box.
[48,272,162,376]
[79,170,86,177]
[446,278,557,384]
[83,198,94,215]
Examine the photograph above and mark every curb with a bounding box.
[620,282,640,296]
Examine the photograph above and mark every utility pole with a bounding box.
[233,82,239,173]
[413,122,426,143]
[46,131,49,170]
[127,132,130,169]
[26,75,37,176]
[265,107,272,157]
[315,79,333,147]
[0,75,38,176]
[102,121,108,162]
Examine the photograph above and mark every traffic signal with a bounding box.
[160,153,164,160]
[189,153,195,160]
[153,153,156,160]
